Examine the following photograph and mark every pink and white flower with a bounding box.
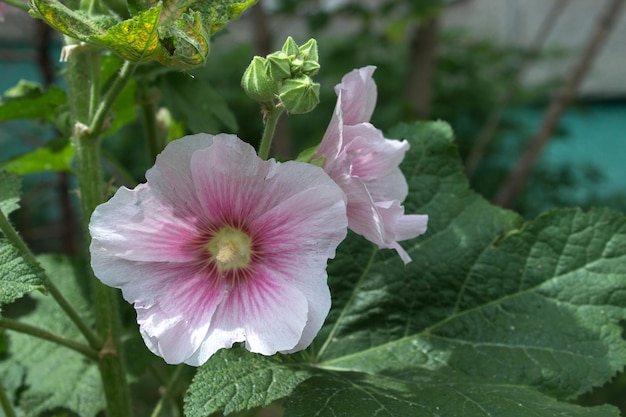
[89,134,347,365]
[316,66,428,264]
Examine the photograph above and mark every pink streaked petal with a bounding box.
[251,162,348,262]
[185,270,310,364]
[190,135,275,224]
[335,66,377,125]
[89,185,199,263]
[96,259,227,364]
[146,133,215,218]
[342,124,409,181]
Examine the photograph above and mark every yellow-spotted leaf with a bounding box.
[92,4,162,63]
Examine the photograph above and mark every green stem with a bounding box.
[67,48,134,417]
[139,82,162,164]
[88,52,101,121]
[0,0,29,12]
[0,380,16,417]
[150,365,186,417]
[0,210,103,350]
[0,318,99,361]
[88,60,137,139]
[258,105,285,160]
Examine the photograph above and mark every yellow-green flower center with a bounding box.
[206,227,253,272]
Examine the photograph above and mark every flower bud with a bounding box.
[281,36,299,57]
[300,59,320,76]
[266,51,292,81]
[298,39,318,62]
[241,56,277,104]
[278,76,320,114]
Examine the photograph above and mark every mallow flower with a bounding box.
[89,134,347,365]
[316,66,428,264]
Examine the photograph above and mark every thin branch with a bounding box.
[0,380,17,417]
[88,60,137,139]
[0,318,100,361]
[0,210,103,350]
[150,365,186,417]
[465,0,569,176]
[493,0,625,208]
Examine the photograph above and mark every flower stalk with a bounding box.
[258,105,285,160]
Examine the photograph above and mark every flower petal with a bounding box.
[89,185,199,263]
[335,66,377,125]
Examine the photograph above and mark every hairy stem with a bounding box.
[0,318,99,361]
[258,105,285,160]
[66,45,134,417]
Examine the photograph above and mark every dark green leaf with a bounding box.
[284,371,620,417]
[7,255,103,417]
[0,81,67,122]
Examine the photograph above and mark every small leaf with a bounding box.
[92,4,162,63]
[0,171,21,216]
[184,347,310,417]
[29,0,110,41]
[0,141,74,175]
[0,241,45,309]
[7,255,103,417]
[0,81,67,122]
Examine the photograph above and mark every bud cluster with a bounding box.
[241,37,320,114]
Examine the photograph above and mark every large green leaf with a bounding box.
[6,255,103,417]
[183,122,626,417]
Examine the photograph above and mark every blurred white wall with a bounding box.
[443,0,626,97]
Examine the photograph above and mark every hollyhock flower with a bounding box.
[316,66,428,264]
[89,134,347,365]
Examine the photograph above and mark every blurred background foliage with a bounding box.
[1,0,626,414]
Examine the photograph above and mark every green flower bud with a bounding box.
[241,56,277,104]
[278,76,320,114]
[266,51,292,81]
[298,39,319,62]
[301,59,320,76]
[281,36,299,57]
